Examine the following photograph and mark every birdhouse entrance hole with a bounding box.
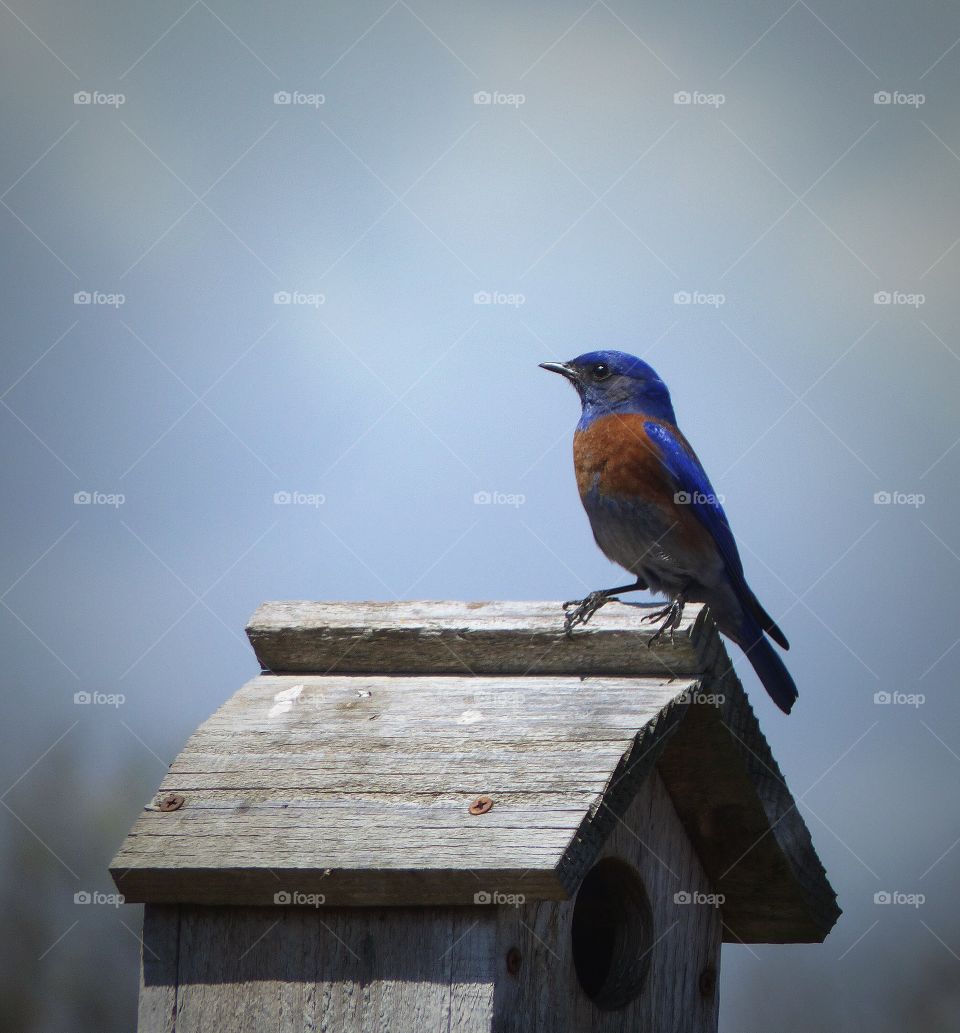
[571,857,654,1011]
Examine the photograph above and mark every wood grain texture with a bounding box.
[113,600,838,946]
[494,769,722,1033]
[140,902,502,1033]
[657,661,841,942]
[139,904,178,1033]
[246,599,721,676]
[136,772,721,1033]
[112,672,698,907]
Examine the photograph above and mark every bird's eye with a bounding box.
[591,363,611,381]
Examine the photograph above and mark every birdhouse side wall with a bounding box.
[493,769,722,1033]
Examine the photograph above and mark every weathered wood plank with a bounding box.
[118,866,567,909]
[138,905,501,1033]
[656,662,841,942]
[136,774,719,1033]
[246,599,720,675]
[112,671,702,906]
[494,769,722,1033]
[139,904,178,1033]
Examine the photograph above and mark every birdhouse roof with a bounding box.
[110,600,839,943]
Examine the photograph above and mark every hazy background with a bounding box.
[2,1,959,1029]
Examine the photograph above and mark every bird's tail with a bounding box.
[735,621,798,715]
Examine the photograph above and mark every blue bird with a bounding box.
[541,350,798,714]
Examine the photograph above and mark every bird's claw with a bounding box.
[562,591,617,636]
[644,597,686,648]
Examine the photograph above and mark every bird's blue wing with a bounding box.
[644,420,790,650]
[643,420,745,582]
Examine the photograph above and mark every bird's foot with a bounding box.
[562,591,616,635]
[644,597,686,647]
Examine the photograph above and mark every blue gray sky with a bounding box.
[2,2,960,1030]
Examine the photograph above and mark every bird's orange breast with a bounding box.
[573,413,717,559]
[573,413,674,501]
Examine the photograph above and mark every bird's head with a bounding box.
[540,350,676,425]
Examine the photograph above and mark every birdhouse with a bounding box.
[111,600,839,1033]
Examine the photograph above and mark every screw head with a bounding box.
[157,792,185,812]
[506,947,522,975]
[468,795,494,815]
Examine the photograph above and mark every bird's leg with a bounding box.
[562,578,647,635]
[645,591,687,647]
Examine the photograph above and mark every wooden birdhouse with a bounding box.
[111,600,839,1033]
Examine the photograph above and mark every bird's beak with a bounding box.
[539,361,579,381]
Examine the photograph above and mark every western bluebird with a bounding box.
[541,349,798,714]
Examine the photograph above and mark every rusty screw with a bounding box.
[698,964,717,998]
[506,947,522,976]
[468,795,494,815]
[157,792,185,812]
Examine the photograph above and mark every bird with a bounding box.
[540,349,798,714]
